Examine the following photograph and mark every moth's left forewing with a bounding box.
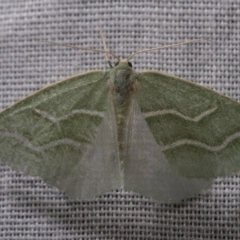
[136,71,240,180]
[0,70,121,200]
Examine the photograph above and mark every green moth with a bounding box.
[0,40,240,203]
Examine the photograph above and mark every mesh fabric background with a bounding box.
[0,1,240,239]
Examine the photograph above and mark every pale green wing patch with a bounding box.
[137,71,240,179]
[0,71,121,199]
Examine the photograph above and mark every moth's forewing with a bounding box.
[0,71,121,199]
[137,71,240,179]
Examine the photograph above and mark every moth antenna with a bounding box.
[99,29,113,68]
[127,38,211,61]
[37,40,121,62]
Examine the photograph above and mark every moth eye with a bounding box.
[128,62,132,68]
[115,62,119,66]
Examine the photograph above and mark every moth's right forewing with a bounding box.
[137,71,240,179]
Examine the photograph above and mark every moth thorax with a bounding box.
[112,68,136,105]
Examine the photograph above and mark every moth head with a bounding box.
[115,60,132,68]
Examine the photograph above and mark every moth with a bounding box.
[0,38,239,203]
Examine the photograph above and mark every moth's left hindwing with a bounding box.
[137,71,240,179]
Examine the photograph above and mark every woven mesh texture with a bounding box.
[0,1,240,239]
